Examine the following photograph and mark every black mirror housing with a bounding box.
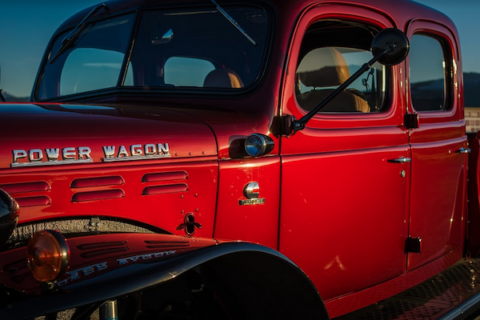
[371,28,410,66]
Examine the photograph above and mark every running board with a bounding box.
[335,258,480,319]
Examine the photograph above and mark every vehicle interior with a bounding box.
[295,21,387,113]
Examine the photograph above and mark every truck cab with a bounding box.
[0,0,474,319]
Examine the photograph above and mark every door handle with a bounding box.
[388,157,411,163]
[456,148,471,154]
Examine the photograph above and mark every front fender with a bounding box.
[1,237,328,319]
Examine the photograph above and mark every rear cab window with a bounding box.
[409,34,450,112]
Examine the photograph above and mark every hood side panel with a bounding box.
[0,161,218,237]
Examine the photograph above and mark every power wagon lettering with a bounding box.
[10,143,170,167]
[102,143,170,162]
[11,147,93,167]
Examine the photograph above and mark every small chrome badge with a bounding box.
[240,182,265,206]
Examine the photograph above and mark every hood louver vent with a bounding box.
[142,171,189,196]
[77,241,129,259]
[0,181,51,208]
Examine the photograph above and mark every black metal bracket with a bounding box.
[405,237,422,253]
[272,115,296,137]
[405,113,419,129]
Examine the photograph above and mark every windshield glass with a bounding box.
[37,14,135,100]
[37,6,269,100]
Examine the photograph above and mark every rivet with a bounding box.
[189,152,192,156]
[175,153,178,156]
[202,151,205,155]
[195,193,198,197]
[180,195,184,199]
[195,208,199,212]
[401,170,406,178]
[181,210,184,214]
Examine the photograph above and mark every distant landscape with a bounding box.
[464,73,480,107]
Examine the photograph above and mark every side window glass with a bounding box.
[164,57,215,87]
[295,22,387,114]
[410,35,447,111]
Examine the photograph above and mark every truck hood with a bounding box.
[0,103,217,169]
[0,103,219,237]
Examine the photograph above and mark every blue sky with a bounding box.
[0,0,478,98]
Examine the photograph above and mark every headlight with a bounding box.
[244,134,274,157]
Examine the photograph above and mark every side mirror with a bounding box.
[371,28,410,66]
[0,189,19,247]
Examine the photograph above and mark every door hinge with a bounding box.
[272,115,295,137]
[405,113,419,129]
[405,237,422,253]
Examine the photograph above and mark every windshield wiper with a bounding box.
[49,3,108,64]
[210,0,256,46]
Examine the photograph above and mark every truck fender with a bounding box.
[1,242,329,320]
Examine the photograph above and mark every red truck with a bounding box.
[0,0,478,319]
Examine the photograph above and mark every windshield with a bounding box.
[36,6,269,100]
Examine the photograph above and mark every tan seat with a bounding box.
[296,48,369,113]
[204,69,244,88]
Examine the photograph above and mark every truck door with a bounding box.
[278,6,409,300]
[405,20,467,271]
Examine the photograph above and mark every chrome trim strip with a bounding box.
[102,154,171,163]
[11,159,93,168]
[439,291,480,320]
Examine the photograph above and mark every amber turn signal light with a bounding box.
[27,230,69,282]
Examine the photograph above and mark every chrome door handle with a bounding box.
[456,148,471,154]
[388,157,411,163]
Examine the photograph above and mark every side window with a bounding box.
[409,34,448,111]
[164,57,215,87]
[295,21,387,113]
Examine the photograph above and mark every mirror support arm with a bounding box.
[290,44,394,135]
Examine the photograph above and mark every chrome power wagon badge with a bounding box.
[11,147,93,167]
[102,143,170,163]
[10,143,171,167]
[239,182,265,206]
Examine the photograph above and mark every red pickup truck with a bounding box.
[0,0,478,319]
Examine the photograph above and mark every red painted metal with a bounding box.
[16,196,51,207]
[142,171,188,182]
[0,162,218,238]
[0,181,50,193]
[405,20,467,271]
[0,0,472,317]
[325,248,462,318]
[72,189,125,202]
[143,184,188,195]
[0,233,216,295]
[71,176,124,188]
[214,157,280,250]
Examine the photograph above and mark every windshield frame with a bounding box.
[32,3,274,102]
